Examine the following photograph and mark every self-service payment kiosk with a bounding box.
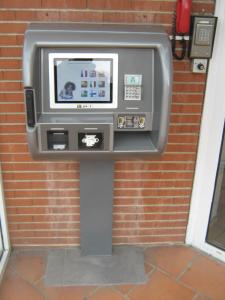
[23,23,172,256]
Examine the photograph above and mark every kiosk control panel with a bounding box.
[124,74,142,101]
[23,24,172,159]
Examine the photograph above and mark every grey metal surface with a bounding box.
[189,16,217,59]
[80,160,114,255]
[41,47,154,116]
[23,23,168,88]
[37,116,114,152]
[45,246,147,286]
[23,23,173,159]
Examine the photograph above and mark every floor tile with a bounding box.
[42,285,95,300]
[114,284,134,294]
[129,270,195,300]
[38,279,95,300]
[145,245,198,277]
[1,246,225,300]
[180,255,225,300]
[12,254,46,284]
[89,287,125,300]
[194,294,210,300]
[0,271,44,300]
[145,261,154,274]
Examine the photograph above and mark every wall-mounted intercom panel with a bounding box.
[23,24,172,159]
[189,16,217,59]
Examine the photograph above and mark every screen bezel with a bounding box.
[49,53,118,109]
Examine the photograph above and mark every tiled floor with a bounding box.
[0,245,225,300]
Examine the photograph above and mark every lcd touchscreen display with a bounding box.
[54,58,112,103]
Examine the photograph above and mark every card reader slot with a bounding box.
[25,89,35,127]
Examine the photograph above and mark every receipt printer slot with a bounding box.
[47,130,68,150]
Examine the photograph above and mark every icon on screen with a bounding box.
[98,90,105,97]
[89,81,96,88]
[89,70,96,77]
[81,81,88,88]
[98,81,105,88]
[98,71,105,77]
[90,90,97,97]
[81,90,88,97]
[81,70,88,77]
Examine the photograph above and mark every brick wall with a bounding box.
[0,0,215,247]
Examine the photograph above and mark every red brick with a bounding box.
[0,134,27,143]
[0,143,27,153]
[170,115,201,124]
[3,171,78,181]
[6,197,79,207]
[0,0,41,8]
[0,59,22,69]
[168,134,199,144]
[115,162,195,171]
[7,213,79,223]
[166,144,197,152]
[114,220,188,229]
[0,35,17,45]
[192,3,214,14]
[0,70,22,80]
[9,229,79,238]
[42,0,86,9]
[113,228,186,237]
[169,124,200,134]
[0,103,24,113]
[0,82,22,92]
[174,61,192,72]
[0,125,25,134]
[0,47,23,57]
[59,11,103,22]
[174,72,206,82]
[113,235,185,244]
[114,189,191,197]
[114,180,192,189]
[103,12,172,24]
[0,114,25,124]
[7,206,80,216]
[1,162,78,172]
[0,23,27,34]
[0,93,24,102]
[172,104,202,114]
[88,0,175,12]
[9,221,80,230]
[173,83,205,93]
[115,171,193,180]
[11,237,79,246]
[5,189,79,199]
[172,93,204,104]
[4,180,79,190]
[113,205,189,214]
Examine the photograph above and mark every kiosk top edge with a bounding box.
[25,23,167,35]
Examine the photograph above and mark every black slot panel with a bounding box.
[25,89,35,127]
[78,132,103,150]
[47,130,69,151]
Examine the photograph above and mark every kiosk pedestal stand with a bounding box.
[80,160,114,256]
[23,23,172,285]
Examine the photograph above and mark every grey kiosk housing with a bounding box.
[23,23,172,159]
[23,24,172,256]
